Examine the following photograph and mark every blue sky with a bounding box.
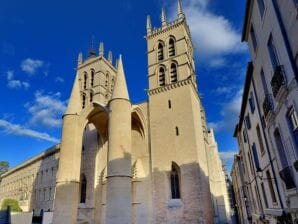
[0,0,249,171]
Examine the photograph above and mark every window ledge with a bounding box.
[167,199,182,208]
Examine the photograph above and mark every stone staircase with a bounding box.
[0,210,9,224]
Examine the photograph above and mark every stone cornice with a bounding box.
[77,56,117,73]
[148,78,194,96]
[1,145,60,178]
[146,18,190,39]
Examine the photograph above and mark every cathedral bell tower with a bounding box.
[146,1,213,223]
[146,0,196,91]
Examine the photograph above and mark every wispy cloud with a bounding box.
[25,91,67,128]
[6,71,30,90]
[219,150,238,166]
[0,119,59,143]
[209,88,243,132]
[214,87,232,95]
[168,0,246,66]
[55,76,64,83]
[21,58,44,75]
[209,58,227,68]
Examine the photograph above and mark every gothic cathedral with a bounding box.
[51,1,231,223]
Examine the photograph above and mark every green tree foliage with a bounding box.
[0,161,9,174]
[1,198,22,212]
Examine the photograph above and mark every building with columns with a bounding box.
[0,1,231,223]
[232,0,298,223]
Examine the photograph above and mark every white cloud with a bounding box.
[21,58,44,75]
[6,71,30,90]
[25,91,67,128]
[55,76,64,83]
[0,119,59,143]
[168,0,246,64]
[7,71,14,80]
[22,82,30,89]
[209,58,226,68]
[214,86,232,94]
[219,150,238,166]
[209,89,243,132]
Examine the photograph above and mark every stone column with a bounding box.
[105,55,132,224]
[52,114,82,224]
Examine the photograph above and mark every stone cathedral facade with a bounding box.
[0,1,231,224]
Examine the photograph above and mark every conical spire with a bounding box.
[161,8,167,27]
[177,0,185,19]
[99,42,104,57]
[78,52,83,66]
[108,51,113,64]
[111,55,129,100]
[147,15,152,34]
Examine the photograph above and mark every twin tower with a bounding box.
[51,1,223,223]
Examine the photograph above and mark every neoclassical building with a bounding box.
[0,1,231,223]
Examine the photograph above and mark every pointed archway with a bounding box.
[53,102,108,224]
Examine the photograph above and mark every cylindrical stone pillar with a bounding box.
[106,98,132,224]
[52,114,82,224]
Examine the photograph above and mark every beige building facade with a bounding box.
[0,145,59,214]
[0,1,231,223]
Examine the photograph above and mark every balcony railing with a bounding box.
[262,94,274,118]
[271,65,287,98]
[279,166,296,190]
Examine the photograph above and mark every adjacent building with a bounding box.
[0,145,59,214]
[232,0,298,223]
[0,1,231,223]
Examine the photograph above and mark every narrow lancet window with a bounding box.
[176,126,179,136]
[83,72,87,89]
[171,163,180,199]
[158,43,164,61]
[105,73,109,88]
[90,92,93,102]
[159,67,166,86]
[80,174,87,203]
[170,63,177,83]
[169,38,175,57]
[82,95,86,109]
[91,70,95,87]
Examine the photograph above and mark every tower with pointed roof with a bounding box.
[146,0,213,223]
